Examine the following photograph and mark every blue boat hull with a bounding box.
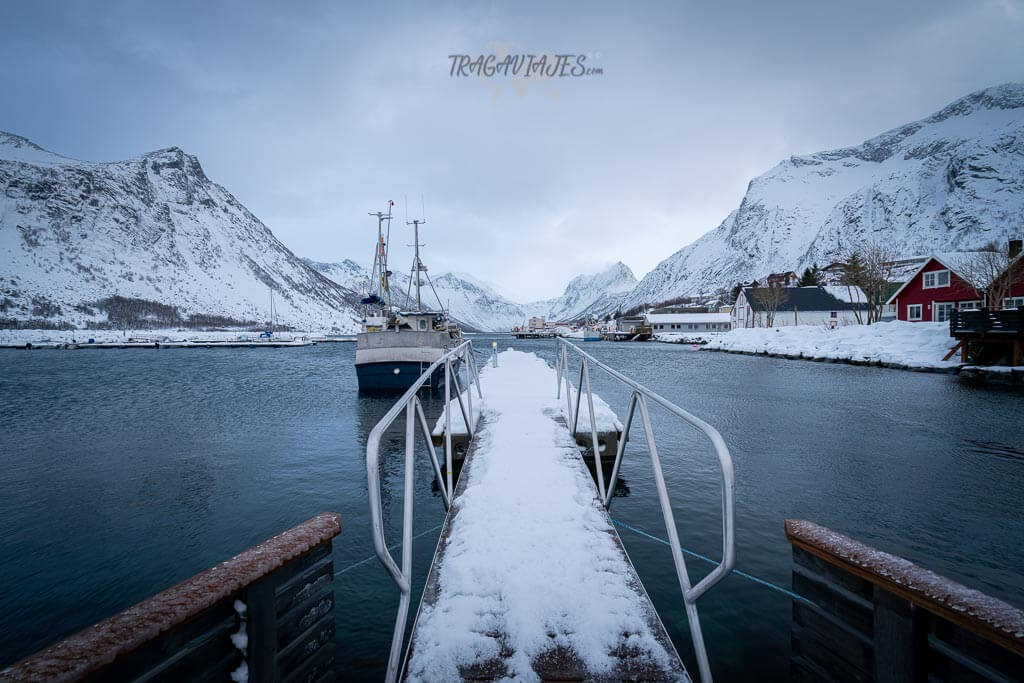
[356,361,451,392]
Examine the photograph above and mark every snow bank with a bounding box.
[0,328,322,346]
[408,350,675,681]
[704,321,960,370]
[654,332,724,345]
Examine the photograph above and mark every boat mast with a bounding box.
[368,201,394,311]
[407,218,426,311]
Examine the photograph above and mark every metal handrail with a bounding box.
[365,339,483,683]
[555,338,735,683]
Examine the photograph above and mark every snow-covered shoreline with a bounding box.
[0,328,334,347]
[653,332,726,345]
[703,322,961,372]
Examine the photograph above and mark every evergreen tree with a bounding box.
[797,263,824,287]
[729,282,743,304]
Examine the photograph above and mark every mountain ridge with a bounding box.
[622,82,1024,310]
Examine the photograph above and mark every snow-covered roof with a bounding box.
[885,253,979,304]
[821,285,867,303]
[645,312,731,323]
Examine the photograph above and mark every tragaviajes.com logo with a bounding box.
[448,53,603,77]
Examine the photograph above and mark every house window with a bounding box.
[935,302,954,323]
[922,270,950,289]
[1005,297,1024,309]
[907,304,923,321]
[829,311,837,319]
[419,319,427,330]
[958,300,982,310]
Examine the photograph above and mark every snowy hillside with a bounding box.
[624,83,1024,309]
[0,132,362,331]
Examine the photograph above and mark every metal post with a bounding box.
[444,359,453,497]
[571,360,585,436]
[581,358,607,502]
[604,391,638,508]
[636,394,712,682]
[384,401,418,683]
[415,398,450,509]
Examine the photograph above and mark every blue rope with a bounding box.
[338,519,812,607]
[336,524,444,576]
[611,519,812,605]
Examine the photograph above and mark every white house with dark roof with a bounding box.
[732,286,869,328]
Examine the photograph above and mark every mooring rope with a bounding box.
[336,524,444,576]
[611,518,812,604]
[336,519,809,605]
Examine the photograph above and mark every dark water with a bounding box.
[1,339,1022,680]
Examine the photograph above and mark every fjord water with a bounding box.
[1,339,1022,680]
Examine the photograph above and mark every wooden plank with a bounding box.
[792,569,874,638]
[793,546,874,604]
[271,544,332,608]
[785,520,1024,658]
[281,643,335,683]
[246,575,277,683]
[84,604,236,682]
[928,619,1024,682]
[873,586,923,682]
[792,600,874,672]
[274,555,333,618]
[943,340,963,361]
[275,613,334,675]
[276,583,335,650]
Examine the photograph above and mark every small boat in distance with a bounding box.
[354,202,462,391]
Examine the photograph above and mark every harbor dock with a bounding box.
[408,351,684,680]
[367,340,738,681]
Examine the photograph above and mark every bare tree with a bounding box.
[751,286,789,327]
[840,241,899,324]
[955,242,1018,310]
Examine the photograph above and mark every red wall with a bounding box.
[892,259,979,322]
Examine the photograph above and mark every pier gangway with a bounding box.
[365,339,735,682]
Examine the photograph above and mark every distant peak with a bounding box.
[0,131,47,151]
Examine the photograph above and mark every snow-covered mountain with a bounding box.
[624,83,1024,309]
[306,259,637,330]
[530,262,638,321]
[0,132,362,331]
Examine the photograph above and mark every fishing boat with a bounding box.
[354,203,462,391]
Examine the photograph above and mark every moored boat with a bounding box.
[354,203,462,391]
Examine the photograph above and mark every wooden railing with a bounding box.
[786,519,1023,682]
[0,513,341,683]
[950,308,1024,336]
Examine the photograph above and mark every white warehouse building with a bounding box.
[645,312,732,333]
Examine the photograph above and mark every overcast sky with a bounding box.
[2,1,1022,300]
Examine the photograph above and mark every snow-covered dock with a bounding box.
[407,350,687,681]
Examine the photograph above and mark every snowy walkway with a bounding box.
[406,350,686,682]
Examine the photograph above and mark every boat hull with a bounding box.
[355,360,442,391]
[354,329,461,392]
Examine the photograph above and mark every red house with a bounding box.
[886,251,1024,322]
